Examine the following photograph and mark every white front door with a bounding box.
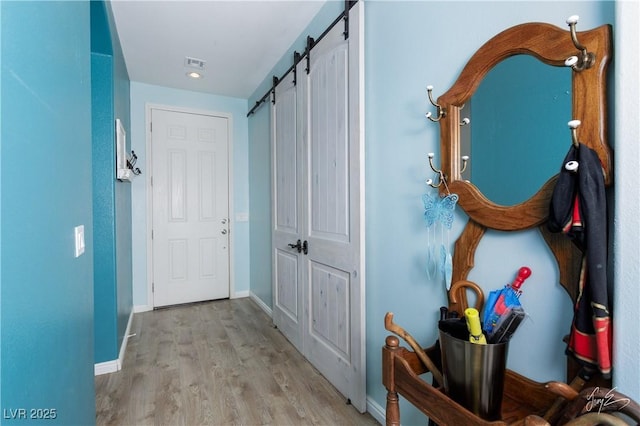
[270,2,365,412]
[151,108,230,307]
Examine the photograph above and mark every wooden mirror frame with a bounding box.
[438,22,612,304]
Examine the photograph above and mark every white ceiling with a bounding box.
[109,0,327,99]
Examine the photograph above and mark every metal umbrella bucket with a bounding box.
[438,323,509,421]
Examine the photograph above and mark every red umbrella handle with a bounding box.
[511,266,532,291]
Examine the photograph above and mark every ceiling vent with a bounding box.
[184,56,206,70]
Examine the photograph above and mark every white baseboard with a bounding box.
[366,395,385,425]
[94,359,119,376]
[134,304,152,313]
[249,291,272,317]
[136,293,249,308]
[118,309,134,362]
[94,310,134,376]
[232,290,250,299]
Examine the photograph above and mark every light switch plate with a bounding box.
[74,225,85,258]
[235,212,249,222]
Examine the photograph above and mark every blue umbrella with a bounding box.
[482,267,531,342]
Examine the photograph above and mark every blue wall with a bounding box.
[1,1,95,423]
[247,105,272,305]
[365,2,613,424]
[129,82,250,308]
[91,0,132,364]
[92,52,119,363]
[248,1,619,424]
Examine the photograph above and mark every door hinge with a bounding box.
[150,122,153,132]
[151,229,154,239]
[152,282,155,292]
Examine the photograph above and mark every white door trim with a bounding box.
[145,103,235,309]
[352,3,366,410]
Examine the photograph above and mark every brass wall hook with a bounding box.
[425,86,445,122]
[564,15,595,71]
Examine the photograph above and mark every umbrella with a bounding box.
[482,266,531,343]
[486,306,526,344]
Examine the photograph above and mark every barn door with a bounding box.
[270,2,364,412]
[301,2,364,411]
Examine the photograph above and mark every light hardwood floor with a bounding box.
[95,298,379,425]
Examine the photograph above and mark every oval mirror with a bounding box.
[463,55,572,206]
[437,22,612,231]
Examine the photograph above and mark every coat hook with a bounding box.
[568,119,581,148]
[459,103,470,126]
[127,150,142,176]
[565,160,579,172]
[427,153,440,173]
[565,121,580,172]
[426,153,467,188]
[460,155,470,173]
[426,152,445,188]
[564,15,595,71]
[425,86,445,122]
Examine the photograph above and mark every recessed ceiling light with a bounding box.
[186,71,202,79]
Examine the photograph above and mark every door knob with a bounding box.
[221,229,227,235]
[288,239,302,253]
[221,218,227,224]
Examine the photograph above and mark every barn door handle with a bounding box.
[288,239,302,253]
